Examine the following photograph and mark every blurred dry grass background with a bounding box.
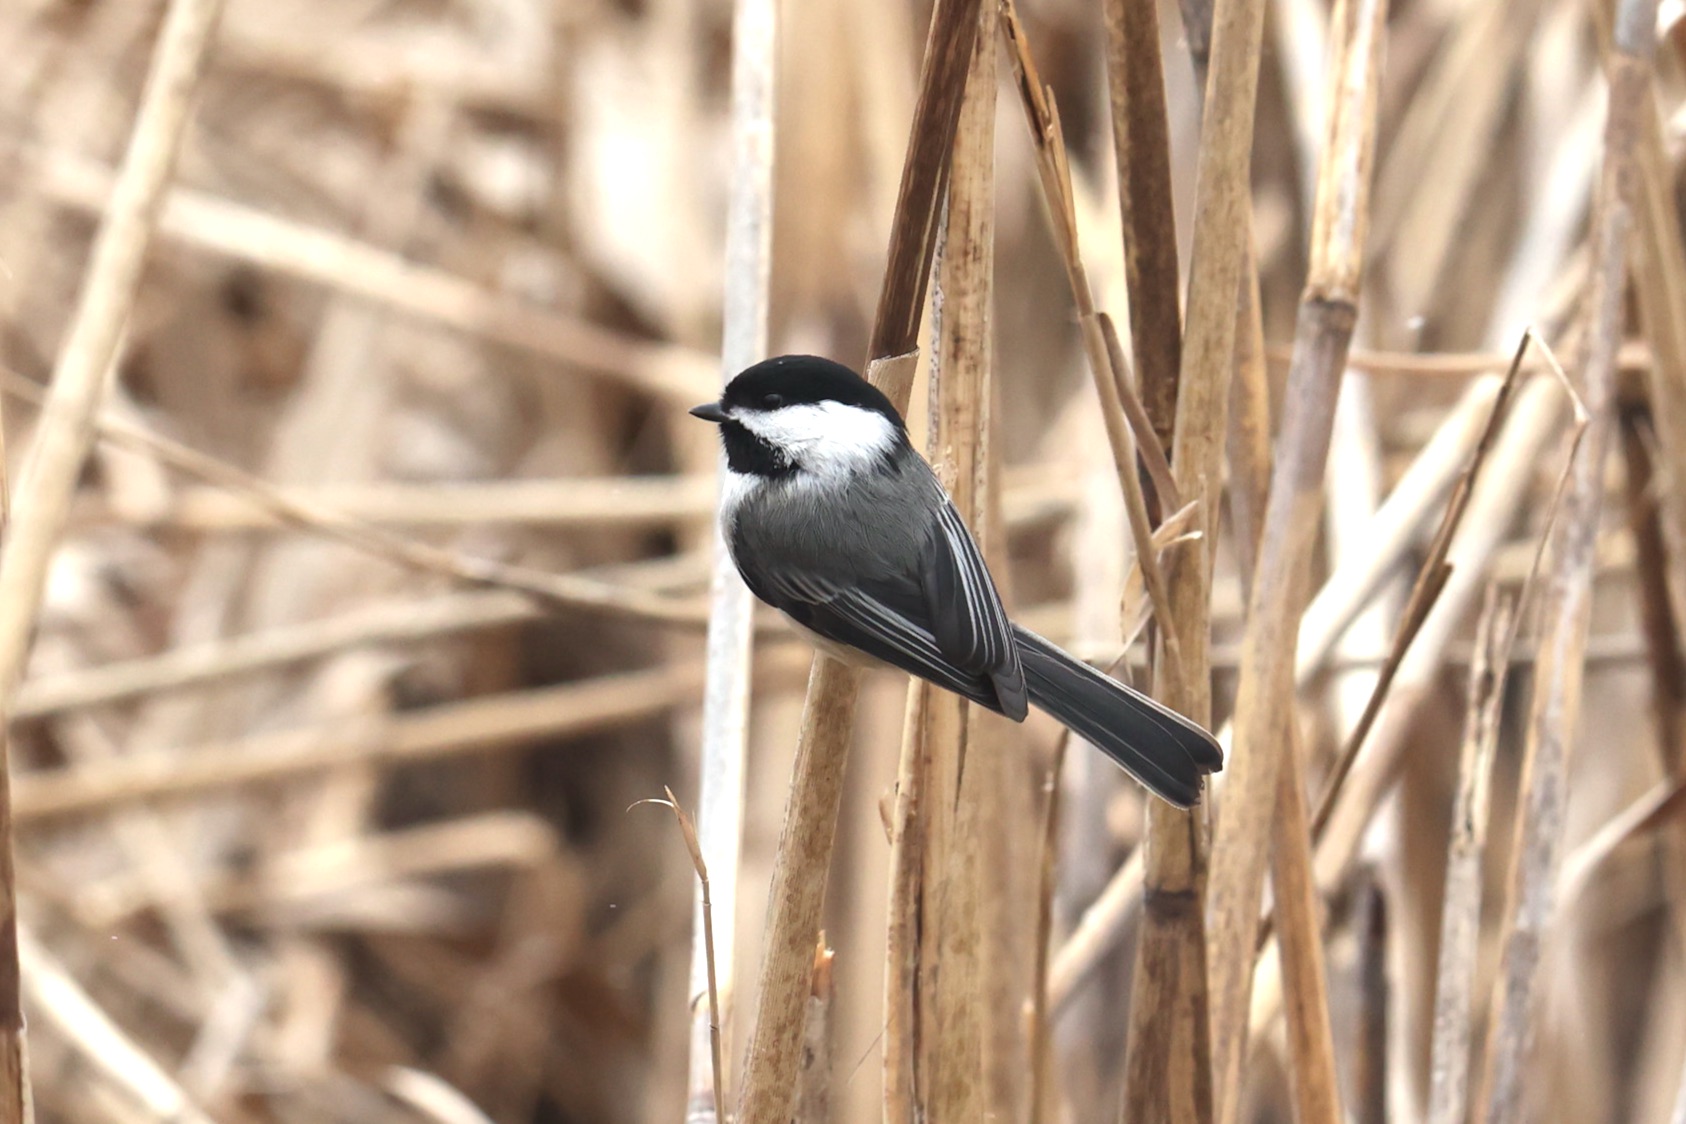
[1,0,1685,1121]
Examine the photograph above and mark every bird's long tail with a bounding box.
[1012,625,1223,807]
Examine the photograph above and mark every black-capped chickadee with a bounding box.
[691,354,1222,807]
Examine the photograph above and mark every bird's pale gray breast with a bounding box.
[729,459,939,586]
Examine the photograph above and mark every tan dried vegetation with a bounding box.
[1,0,1684,1121]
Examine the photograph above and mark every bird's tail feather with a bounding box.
[1012,626,1223,807]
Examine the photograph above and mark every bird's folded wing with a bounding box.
[762,570,1002,708]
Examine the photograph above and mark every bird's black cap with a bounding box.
[713,355,905,425]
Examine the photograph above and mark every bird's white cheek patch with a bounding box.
[735,402,899,483]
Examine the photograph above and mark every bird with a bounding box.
[690,354,1222,806]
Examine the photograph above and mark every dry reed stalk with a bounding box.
[0,3,226,1118]
[1246,353,1585,1050]
[1303,341,1533,846]
[1099,0,1226,1113]
[31,151,715,404]
[686,0,777,1110]
[736,3,978,1111]
[13,650,808,821]
[999,7,1184,680]
[883,681,927,1123]
[1006,3,1217,1113]
[1476,1,1657,1115]
[1225,263,1273,583]
[1046,372,1503,1012]
[1204,0,1386,1109]
[1269,716,1342,1124]
[888,9,997,1115]
[1104,0,1181,456]
[930,8,991,1118]
[1153,0,1273,1107]
[1426,587,1513,1124]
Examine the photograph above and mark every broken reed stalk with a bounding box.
[0,0,227,1116]
[1476,0,1657,1115]
[886,11,998,1115]
[686,0,776,1109]
[1427,587,1513,1124]
[1204,0,1386,1110]
[735,0,981,1113]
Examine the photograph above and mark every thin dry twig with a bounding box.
[1309,334,1534,841]
[633,790,726,1124]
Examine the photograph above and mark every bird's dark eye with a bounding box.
[761,393,784,408]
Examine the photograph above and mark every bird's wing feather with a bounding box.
[755,568,1005,710]
[924,500,1025,712]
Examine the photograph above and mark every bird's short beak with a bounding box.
[690,401,729,423]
